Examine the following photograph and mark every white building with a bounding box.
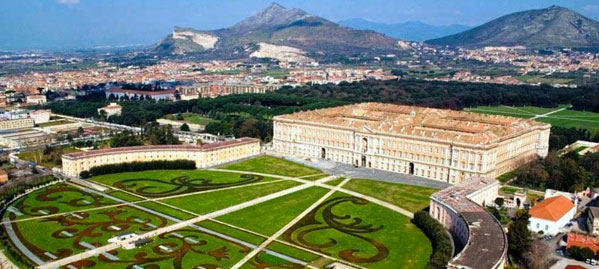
[28,110,51,124]
[26,95,47,105]
[97,103,122,117]
[528,195,575,236]
[105,88,175,101]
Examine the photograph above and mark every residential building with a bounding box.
[97,103,122,117]
[566,233,599,253]
[0,118,34,131]
[528,195,575,236]
[61,137,260,177]
[26,95,47,105]
[273,103,551,184]
[0,170,7,184]
[430,177,507,269]
[0,129,51,148]
[105,88,175,101]
[28,110,51,124]
[588,207,599,235]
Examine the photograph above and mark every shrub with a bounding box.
[85,160,196,177]
[80,171,91,179]
[412,211,454,269]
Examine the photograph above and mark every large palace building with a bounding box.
[62,137,260,177]
[273,103,550,184]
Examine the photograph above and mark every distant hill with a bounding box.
[338,18,470,41]
[427,5,599,48]
[153,3,407,61]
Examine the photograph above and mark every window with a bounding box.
[545,225,548,230]
[536,223,539,229]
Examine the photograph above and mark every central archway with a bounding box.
[321,148,326,159]
[409,163,415,175]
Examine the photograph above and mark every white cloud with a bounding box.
[56,0,80,4]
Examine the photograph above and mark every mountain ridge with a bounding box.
[338,18,471,41]
[152,2,405,60]
[427,5,599,48]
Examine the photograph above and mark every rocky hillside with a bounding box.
[152,3,405,61]
[427,6,599,48]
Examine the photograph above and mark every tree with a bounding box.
[508,209,531,262]
[176,113,185,121]
[524,239,555,269]
[77,126,84,136]
[495,197,505,208]
[180,123,190,132]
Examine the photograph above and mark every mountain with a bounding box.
[153,3,405,61]
[338,18,471,41]
[427,6,599,48]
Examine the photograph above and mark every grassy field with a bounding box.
[161,180,300,215]
[3,183,119,221]
[91,170,278,198]
[341,179,438,212]
[466,105,599,133]
[37,119,74,128]
[216,187,329,236]
[165,113,216,125]
[281,192,432,269]
[3,157,437,269]
[13,204,172,257]
[222,155,324,177]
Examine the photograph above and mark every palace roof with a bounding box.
[275,103,550,145]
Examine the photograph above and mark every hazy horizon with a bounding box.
[3,0,599,50]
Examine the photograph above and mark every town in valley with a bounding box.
[2,1,599,269]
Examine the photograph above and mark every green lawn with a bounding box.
[500,186,520,195]
[137,201,196,220]
[222,155,323,177]
[37,119,74,128]
[266,241,320,263]
[91,170,278,198]
[466,105,599,133]
[161,180,301,215]
[72,227,252,269]
[216,187,329,236]
[104,190,145,202]
[239,251,303,269]
[341,179,437,213]
[197,220,266,246]
[324,177,346,186]
[281,192,432,269]
[165,113,216,125]
[3,183,119,221]
[13,204,172,258]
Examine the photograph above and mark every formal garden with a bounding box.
[0,156,441,268]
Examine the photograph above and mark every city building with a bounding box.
[0,118,35,131]
[105,88,175,101]
[26,95,47,105]
[28,110,51,124]
[273,103,550,184]
[566,232,599,253]
[0,129,52,148]
[587,207,599,236]
[97,103,122,117]
[430,177,507,269]
[61,137,260,177]
[0,169,7,184]
[528,195,575,236]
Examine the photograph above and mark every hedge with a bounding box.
[412,211,454,269]
[83,160,196,177]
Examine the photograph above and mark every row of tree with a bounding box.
[82,160,196,178]
[515,151,599,192]
[411,211,453,269]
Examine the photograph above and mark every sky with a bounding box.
[2,0,599,50]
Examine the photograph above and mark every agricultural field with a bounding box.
[466,105,599,133]
[0,156,435,269]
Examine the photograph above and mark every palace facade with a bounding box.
[62,137,260,177]
[273,103,550,184]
